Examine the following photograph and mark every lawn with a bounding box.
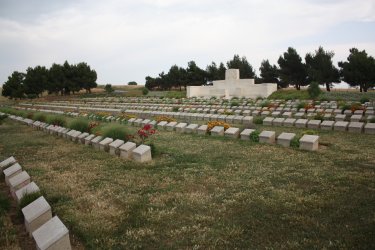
[0,118,374,249]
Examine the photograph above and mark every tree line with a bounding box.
[145,47,375,92]
[2,61,97,99]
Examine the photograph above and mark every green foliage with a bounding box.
[165,91,186,99]
[253,116,264,125]
[249,130,260,142]
[259,59,282,87]
[19,191,42,209]
[230,100,239,107]
[290,136,301,148]
[268,89,310,100]
[172,107,179,112]
[68,118,90,132]
[307,82,322,99]
[369,117,375,123]
[302,130,317,136]
[128,81,138,85]
[0,194,11,215]
[104,84,114,93]
[1,71,25,99]
[227,54,256,78]
[314,113,324,121]
[260,100,270,108]
[101,124,130,140]
[0,114,8,125]
[142,87,149,96]
[360,96,370,104]
[341,104,351,113]
[34,112,47,122]
[46,115,67,127]
[297,102,307,110]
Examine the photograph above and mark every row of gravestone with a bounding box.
[0,156,72,250]
[126,117,320,151]
[3,113,152,163]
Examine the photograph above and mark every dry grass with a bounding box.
[0,119,374,249]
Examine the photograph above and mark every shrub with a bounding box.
[260,100,270,108]
[307,82,322,99]
[360,96,370,104]
[172,107,179,112]
[249,130,260,142]
[68,118,90,132]
[297,102,306,110]
[290,136,301,148]
[142,87,149,96]
[341,104,351,113]
[26,112,34,119]
[33,112,47,122]
[47,115,66,127]
[19,192,42,209]
[369,117,375,123]
[101,124,130,140]
[253,116,263,125]
[230,101,239,107]
[155,116,176,123]
[302,130,317,136]
[0,193,11,215]
[314,113,324,121]
[206,121,230,132]
[0,114,8,125]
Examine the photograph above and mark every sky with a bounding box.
[0,0,374,86]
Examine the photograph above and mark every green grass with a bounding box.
[100,124,131,140]
[68,118,90,132]
[0,119,375,249]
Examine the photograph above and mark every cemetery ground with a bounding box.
[0,116,374,249]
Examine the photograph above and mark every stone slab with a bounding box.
[99,137,114,152]
[210,126,225,136]
[295,119,308,128]
[240,129,255,140]
[8,171,31,198]
[185,124,199,133]
[197,125,208,135]
[348,122,364,133]
[334,121,349,132]
[0,156,17,170]
[4,163,22,186]
[283,118,296,127]
[22,196,52,236]
[84,134,96,145]
[119,142,137,159]
[364,123,375,134]
[307,120,321,129]
[175,123,188,133]
[224,127,240,138]
[109,139,125,155]
[321,120,334,130]
[91,136,103,150]
[277,132,296,147]
[15,181,40,203]
[259,131,276,144]
[299,135,319,151]
[132,145,152,163]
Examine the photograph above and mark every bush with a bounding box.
[230,101,239,107]
[47,115,66,127]
[19,192,42,209]
[297,102,307,110]
[260,100,270,108]
[290,136,301,148]
[250,130,260,142]
[155,116,176,123]
[104,84,114,93]
[369,117,375,123]
[360,96,370,104]
[172,107,179,112]
[101,124,130,140]
[33,112,47,122]
[206,121,230,132]
[142,87,149,96]
[302,130,317,136]
[314,113,324,121]
[307,82,322,99]
[128,81,137,85]
[0,114,8,125]
[0,194,11,215]
[253,116,263,125]
[68,118,90,132]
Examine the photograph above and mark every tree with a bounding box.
[305,46,340,91]
[23,66,49,98]
[307,82,322,99]
[104,84,114,93]
[75,62,97,93]
[128,81,137,85]
[48,63,65,95]
[217,62,226,80]
[259,60,283,87]
[186,61,207,86]
[2,71,25,99]
[226,55,256,79]
[277,47,308,90]
[338,48,375,92]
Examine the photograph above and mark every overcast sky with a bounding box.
[1,0,374,85]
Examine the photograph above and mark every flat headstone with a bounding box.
[224,127,240,138]
[32,216,71,250]
[243,116,253,125]
[22,196,52,237]
[299,135,319,151]
[263,117,274,126]
[277,132,296,147]
[185,124,199,133]
[132,145,152,163]
[240,129,255,140]
[157,121,168,129]
[259,131,276,144]
[197,125,208,135]
[283,118,296,127]
[321,120,335,130]
[348,122,364,133]
[91,136,104,150]
[307,120,321,129]
[109,139,125,155]
[71,131,82,142]
[84,134,96,145]
[272,117,285,126]
[119,142,137,159]
[99,137,114,152]
[295,119,308,128]
[175,123,188,133]
[233,115,244,124]
[128,118,136,125]
[334,121,349,132]
[15,181,40,203]
[282,111,293,118]
[350,114,362,122]
[335,114,346,121]
[210,126,225,136]
[166,121,178,131]
[0,156,17,170]
[77,132,90,144]
[4,163,22,186]
[8,171,31,198]
[364,123,375,134]
[134,118,144,126]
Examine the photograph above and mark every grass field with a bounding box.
[1,118,374,249]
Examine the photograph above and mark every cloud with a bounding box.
[0,0,374,84]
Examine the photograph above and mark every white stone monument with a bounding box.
[187,69,277,99]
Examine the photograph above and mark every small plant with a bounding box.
[142,87,149,96]
[33,112,47,122]
[369,117,375,123]
[137,124,156,144]
[101,124,130,140]
[155,116,176,123]
[307,82,322,99]
[302,130,317,136]
[297,102,306,110]
[249,130,260,142]
[314,113,324,122]
[0,114,8,125]
[47,115,66,127]
[290,136,301,148]
[68,118,90,132]
[26,112,34,119]
[88,121,100,133]
[260,100,270,108]
[172,107,179,112]
[350,103,364,113]
[206,121,230,132]
[230,101,239,107]
[253,116,263,125]
[0,193,11,215]
[360,96,370,104]
[19,191,42,209]
[104,84,114,93]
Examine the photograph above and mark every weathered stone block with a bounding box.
[263,117,274,126]
[295,119,308,128]
[0,156,17,170]
[272,118,285,126]
[8,171,31,198]
[307,120,321,129]
[350,114,362,122]
[77,132,90,144]
[259,131,276,144]
[132,145,152,163]
[224,127,240,138]
[84,134,96,145]
[99,137,113,152]
[335,114,346,121]
[32,216,71,250]
[175,123,188,133]
[348,122,364,133]
[91,136,103,150]
[157,121,168,129]
[334,121,349,132]
[321,120,334,130]
[283,118,296,127]
[185,124,199,133]
[4,163,22,186]
[22,196,52,237]
[119,142,137,159]
[109,139,125,155]
[277,132,296,147]
[197,125,208,135]
[210,126,225,136]
[299,135,319,151]
[364,123,375,134]
[240,129,255,140]
[15,181,40,203]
